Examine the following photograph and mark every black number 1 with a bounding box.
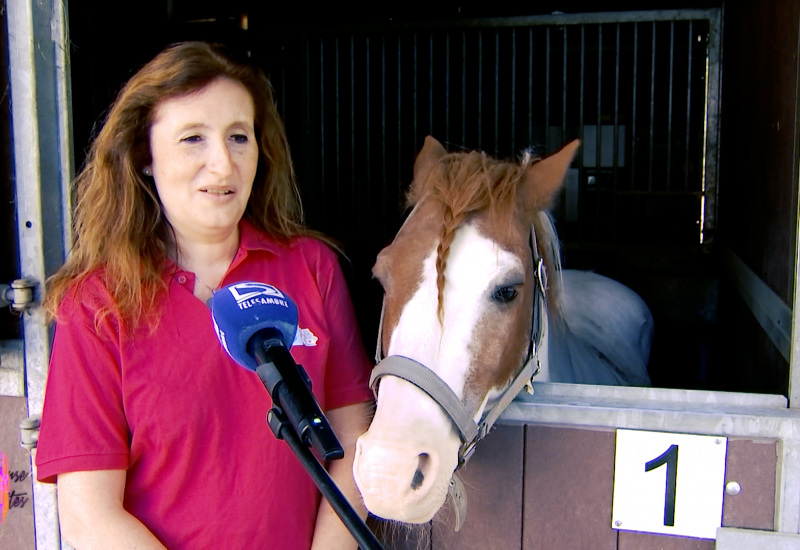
[645,444,679,526]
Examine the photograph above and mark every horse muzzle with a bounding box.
[353,373,461,523]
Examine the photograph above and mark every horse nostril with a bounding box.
[411,453,430,491]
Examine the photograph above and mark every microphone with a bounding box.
[211,281,343,461]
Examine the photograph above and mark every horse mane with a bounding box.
[407,149,563,322]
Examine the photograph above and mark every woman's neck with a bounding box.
[173,227,240,301]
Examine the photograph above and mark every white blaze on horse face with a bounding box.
[387,220,524,403]
[353,221,524,523]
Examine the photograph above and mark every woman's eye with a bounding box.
[492,286,518,304]
[231,134,249,144]
[181,135,203,143]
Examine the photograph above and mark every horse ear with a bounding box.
[520,139,580,214]
[410,136,448,200]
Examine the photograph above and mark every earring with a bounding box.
[143,166,152,177]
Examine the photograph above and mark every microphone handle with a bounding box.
[249,331,344,461]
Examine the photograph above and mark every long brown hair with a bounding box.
[45,42,308,327]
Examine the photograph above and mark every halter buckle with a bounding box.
[458,438,479,468]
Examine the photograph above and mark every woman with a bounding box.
[36,42,374,549]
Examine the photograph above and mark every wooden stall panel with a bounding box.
[523,425,617,550]
[722,438,777,530]
[376,427,779,550]
[618,531,713,549]
[0,396,35,549]
[433,425,525,550]
[377,425,524,550]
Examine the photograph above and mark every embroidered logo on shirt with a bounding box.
[293,328,318,347]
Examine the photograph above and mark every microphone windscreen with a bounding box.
[210,281,299,370]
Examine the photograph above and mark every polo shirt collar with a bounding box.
[225,219,290,276]
[238,218,282,255]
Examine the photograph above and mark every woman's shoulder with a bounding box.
[287,236,348,282]
[243,221,339,264]
[290,234,337,257]
[55,269,117,320]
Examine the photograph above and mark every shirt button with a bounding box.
[177,275,187,284]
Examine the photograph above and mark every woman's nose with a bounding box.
[207,139,234,176]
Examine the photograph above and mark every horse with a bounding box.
[352,136,653,527]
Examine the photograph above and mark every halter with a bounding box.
[370,227,548,468]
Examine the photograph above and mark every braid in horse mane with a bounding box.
[420,150,534,323]
[435,202,468,322]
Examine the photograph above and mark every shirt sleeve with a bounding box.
[35,285,131,483]
[316,248,375,411]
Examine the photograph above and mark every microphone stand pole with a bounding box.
[250,344,383,550]
[266,406,383,550]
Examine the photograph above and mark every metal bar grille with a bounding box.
[262,8,720,254]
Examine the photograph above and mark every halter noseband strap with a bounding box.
[370,356,480,446]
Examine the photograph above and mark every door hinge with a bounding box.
[0,278,37,312]
[20,414,41,451]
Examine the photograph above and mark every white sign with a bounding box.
[612,429,727,540]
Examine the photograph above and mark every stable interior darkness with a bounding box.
[62,1,799,396]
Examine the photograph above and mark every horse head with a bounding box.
[353,136,579,524]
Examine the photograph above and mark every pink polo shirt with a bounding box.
[36,220,374,549]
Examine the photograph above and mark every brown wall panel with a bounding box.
[433,425,525,550]
[375,426,779,549]
[618,531,713,549]
[722,438,778,530]
[523,425,617,550]
[0,397,35,549]
[377,424,525,550]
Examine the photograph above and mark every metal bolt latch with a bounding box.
[0,278,37,312]
[20,415,41,450]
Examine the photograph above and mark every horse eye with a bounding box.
[493,286,518,304]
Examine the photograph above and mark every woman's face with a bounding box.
[148,77,259,244]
